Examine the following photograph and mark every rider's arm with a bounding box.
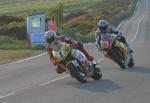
[57,35,75,44]
[59,35,73,44]
[110,26,123,37]
[110,26,127,43]
[95,30,101,49]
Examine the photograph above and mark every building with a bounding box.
[27,12,46,45]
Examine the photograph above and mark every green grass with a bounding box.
[0,0,105,16]
[0,36,45,64]
[0,36,42,50]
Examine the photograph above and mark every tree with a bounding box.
[48,1,64,27]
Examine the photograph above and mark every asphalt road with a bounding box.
[0,0,150,103]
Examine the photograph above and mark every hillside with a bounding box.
[0,0,104,16]
[0,0,137,42]
[64,0,137,35]
[0,0,137,63]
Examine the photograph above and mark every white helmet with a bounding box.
[45,30,56,44]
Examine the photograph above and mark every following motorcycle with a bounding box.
[99,33,134,69]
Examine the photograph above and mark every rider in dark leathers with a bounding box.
[95,19,133,53]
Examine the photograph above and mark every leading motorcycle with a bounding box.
[99,33,134,69]
[52,43,102,83]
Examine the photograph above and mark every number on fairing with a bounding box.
[59,51,65,58]
[71,60,80,67]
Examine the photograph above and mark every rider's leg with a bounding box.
[125,43,133,53]
[71,48,90,70]
[118,36,133,53]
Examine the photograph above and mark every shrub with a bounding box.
[0,21,26,40]
[0,15,24,26]
[48,1,64,26]
[0,36,14,44]
[63,0,137,35]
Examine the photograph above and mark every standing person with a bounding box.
[49,16,62,36]
[49,16,57,31]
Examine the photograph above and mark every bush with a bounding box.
[48,1,64,26]
[0,36,14,44]
[0,15,24,26]
[0,15,26,40]
[0,21,26,40]
[60,28,95,43]
[63,0,137,35]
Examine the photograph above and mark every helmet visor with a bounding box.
[99,26,107,31]
[46,36,55,44]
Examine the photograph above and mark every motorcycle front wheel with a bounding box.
[67,62,87,83]
[128,58,135,67]
[91,64,102,80]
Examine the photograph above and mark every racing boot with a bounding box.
[125,43,133,54]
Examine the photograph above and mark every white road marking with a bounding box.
[0,93,15,99]
[7,52,46,65]
[117,21,125,29]
[133,0,140,16]
[130,15,144,43]
[97,57,104,62]
[39,75,70,86]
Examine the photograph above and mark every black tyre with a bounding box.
[112,48,126,69]
[128,58,134,67]
[67,62,87,83]
[91,65,102,80]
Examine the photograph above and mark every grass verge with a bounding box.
[0,36,45,64]
[0,50,45,64]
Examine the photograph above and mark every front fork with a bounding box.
[88,61,99,75]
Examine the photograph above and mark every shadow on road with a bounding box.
[73,79,122,93]
[126,66,150,74]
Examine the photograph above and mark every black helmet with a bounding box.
[45,30,56,44]
[98,19,108,31]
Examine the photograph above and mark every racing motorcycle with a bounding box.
[52,43,102,83]
[99,33,134,69]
